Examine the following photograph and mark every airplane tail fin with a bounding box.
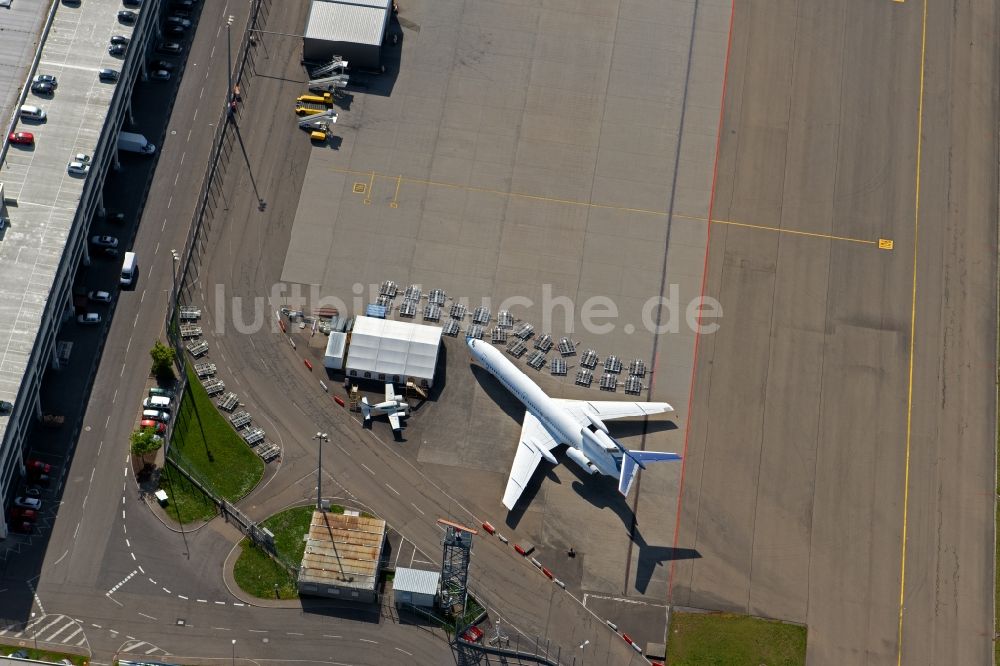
[618,450,682,497]
[360,397,371,421]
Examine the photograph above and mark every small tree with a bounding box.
[150,340,176,381]
[130,428,163,464]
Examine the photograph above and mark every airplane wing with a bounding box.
[384,383,396,403]
[502,412,560,510]
[555,400,673,426]
[387,411,402,431]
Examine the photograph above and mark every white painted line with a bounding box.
[232,602,243,607]
[145,646,158,654]
[286,632,304,636]
[361,463,375,475]
[359,638,378,644]
[410,503,424,515]
[137,612,156,621]
[196,599,207,603]
[167,196,172,209]
[323,635,341,639]
[178,595,188,600]
[395,647,413,656]
[214,601,226,605]
[138,566,145,574]
[385,483,400,496]
[125,539,131,548]
[162,587,171,594]
[130,552,136,561]
[180,152,185,166]
[63,626,83,643]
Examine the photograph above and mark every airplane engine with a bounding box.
[565,447,598,475]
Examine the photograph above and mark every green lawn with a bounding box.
[0,642,88,664]
[233,504,344,599]
[158,462,218,524]
[667,612,806,666]
[164,365,264,502]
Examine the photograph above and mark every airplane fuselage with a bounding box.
[468,339,620,477]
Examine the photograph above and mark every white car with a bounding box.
[90,235,119,248]
[14,497,41,510]
[142,409,170,423]
[67,161,90,176]
[77,312,101,325]
[73,153,91,163]
[33,74,58,87]
[88,290,112,303]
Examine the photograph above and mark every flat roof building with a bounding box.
[297,510,387,603]
[344,316,442,387]
[303,0,392,70]
[392,567,439,609]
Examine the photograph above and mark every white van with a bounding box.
[120,251,137,287]
[143,396,172,411]
[19,105,46,121]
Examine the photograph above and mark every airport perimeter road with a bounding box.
[671,1,997,664]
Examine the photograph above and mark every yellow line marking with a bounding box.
[331,166,879,247]
[352,183,366,194]
[897,0,928,660]
[363,170,374,205]
[389,174,402,209]
[879,238,895,250]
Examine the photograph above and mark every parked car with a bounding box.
[14,496,41,510]
[91,235,119,248]
[29,474,51,487]
[462,626,484,643]
[142,409,170,423]
[139,420,167,434]
[99,68,120,82]
[166,15,191,27]
[150,59,176,71]
[73,153,92,164]
[9,522,33,535]
[26,459,51,475]
[77,313,102,325]
[88,290,112,303]
[149,387,175,398]
[110,35,131,45]
[8,131,34,146]
[103,211,127,224]
[109,44,128,57]
[123,0,142,6]
[165,25,187,37]
[31,81,54,95]
[118,9,138,23]
[143,397,172,410]
[172,0,195,8]
[22,487,41,498]
[10,508,37,521]
[156,42,182,55]
[100,247,120,259]
[150,70,172,82]
[67,161,90,176]
[33,74,58,87]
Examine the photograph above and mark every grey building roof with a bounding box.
[305,0,390,48]
[393,567,440,596]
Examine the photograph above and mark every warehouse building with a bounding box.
[303,0,392,70]
[392,567,440,609]
[298,510,387,603]
[339,315,442,388]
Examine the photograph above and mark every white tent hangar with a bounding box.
[344,316,442,387]
[303,0,392,70]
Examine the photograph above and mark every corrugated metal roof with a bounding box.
[318,0,391,8]
[305,0,389,48]
[393,567,440,596]
[298,511,387,591]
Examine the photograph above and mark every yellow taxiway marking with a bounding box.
[363,170,374,205]
[390,174,402,208]
[879,238,895,250]
[330,166,882,248]
[352,183,367,194]
[897,0,929,661]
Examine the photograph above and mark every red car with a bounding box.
[140,420,167,434]
[461,626,484,643]
[8,131,34,146]
[26,459,51,475]
[10,508,37,521]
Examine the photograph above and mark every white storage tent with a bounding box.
[345,316,442,387]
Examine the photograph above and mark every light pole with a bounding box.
[313,432,328,510]
[231,638,236,665]
[170,249,180,305]
[30,612,37,651]
[579,639,589,666]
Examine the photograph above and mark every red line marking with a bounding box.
[666,0,738,605]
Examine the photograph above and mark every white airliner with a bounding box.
[361,383,410,432]
[467,338,681,510]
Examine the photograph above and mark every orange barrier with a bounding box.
[481,522,496,535]
[513,544,527,556]
[304,359,313,371]
[278,319,287,333]
[334,396,345,407]
[541,567,553,579]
